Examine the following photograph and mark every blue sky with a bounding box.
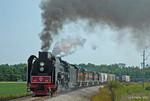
[0,0,149,67]
[0,0,41,64]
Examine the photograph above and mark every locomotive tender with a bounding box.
[27,52,116,95]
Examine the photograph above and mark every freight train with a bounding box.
[27,52,129,95]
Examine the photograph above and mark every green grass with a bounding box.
[113,82,150,101]
[0,82,32,100]
[91,82,150,101]
[91,88,112,101]
[129,99,148,101]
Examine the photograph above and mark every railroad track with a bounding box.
[11,94,59,101]
[11,85,102,101]
[12,89,76,101]
[10,88,71,101]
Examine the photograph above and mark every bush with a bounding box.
[145,85,150,91]
[106,81,127,101]
[107,81,125,91]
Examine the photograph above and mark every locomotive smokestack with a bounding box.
[39,51,52,59]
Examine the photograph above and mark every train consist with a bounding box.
[27,52,130,95]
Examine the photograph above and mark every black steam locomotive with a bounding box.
[27,52,116,95]
[27,52,73,95]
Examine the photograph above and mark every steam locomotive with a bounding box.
[27,52,117,95]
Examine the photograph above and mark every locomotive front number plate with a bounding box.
[31,76,51,83]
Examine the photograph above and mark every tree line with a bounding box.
[0,64,26,81]
[0,63,150,81]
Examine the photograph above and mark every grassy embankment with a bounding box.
[91,82,150,101]
[0,82,32,101]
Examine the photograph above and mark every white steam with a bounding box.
[52,37,86,57]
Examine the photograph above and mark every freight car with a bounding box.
[107,74,115,82]
[115,75,130,82]
[122,75,130,82]
[100,73,108,84]
[27,51,120,95]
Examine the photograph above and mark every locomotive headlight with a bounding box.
[40,62,44,66]
[39,67,44,72]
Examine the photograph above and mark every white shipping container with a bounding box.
[107,74,115,82]
[122,75,130,82]
[100,73,108,83]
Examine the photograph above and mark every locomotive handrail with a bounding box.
[27,55,37,84]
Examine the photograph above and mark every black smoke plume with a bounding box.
[39,0,150,51]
